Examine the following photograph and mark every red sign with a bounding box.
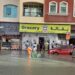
[66,33,70,40]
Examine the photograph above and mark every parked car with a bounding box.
[48,45,73,55]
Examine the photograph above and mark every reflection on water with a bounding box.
[0,50,75,75]
[27,55,31,65]
[25,56,32,75]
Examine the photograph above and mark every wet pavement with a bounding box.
[47,55,75,63]
[0,50,75,75]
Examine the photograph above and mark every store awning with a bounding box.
[0,22,19,35]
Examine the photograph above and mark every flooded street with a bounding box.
[0,50,75,75]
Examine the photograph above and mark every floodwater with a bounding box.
[0,50,75,75]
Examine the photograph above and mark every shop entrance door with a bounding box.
[69,38,75,45]
[39,37,44,51]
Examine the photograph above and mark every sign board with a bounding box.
[19,24,71,34]
[66,33,70,40]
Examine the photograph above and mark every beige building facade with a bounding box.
[0,0,20,50]
[0,0,72,50]
[0,0,19,22]
[19,0,44,23]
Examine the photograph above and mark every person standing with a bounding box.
[52,41,55,49]
[45,41,49,51]
[27,46,32,58]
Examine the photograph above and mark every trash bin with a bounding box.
[31,51,37,58]
[37,53,41,58]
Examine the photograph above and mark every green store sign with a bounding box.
[19,24,71,34]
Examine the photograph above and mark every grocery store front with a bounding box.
[19,24,71,50]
